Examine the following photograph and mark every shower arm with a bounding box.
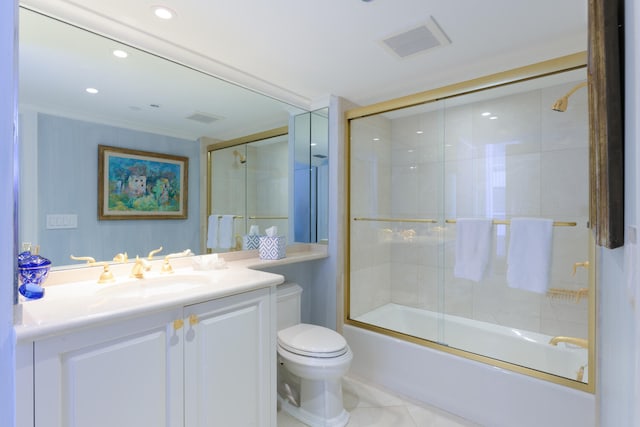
[552,81,587,112]
[563,81,588,99]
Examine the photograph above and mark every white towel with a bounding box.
[507,217,554,293]
[218,215,235,249]
[206,215,219,249]
[454,218,493,282]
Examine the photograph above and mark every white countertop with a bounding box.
[15,244,327,341]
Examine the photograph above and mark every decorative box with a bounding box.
[243,234,261,250]
[259,236,286,260]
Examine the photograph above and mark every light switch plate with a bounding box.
[46,214,78,229]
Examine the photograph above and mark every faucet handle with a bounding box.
[161,249,193,274]
[572,261,589,276]
[70,255,97,264]
[113,252,129,263]
[131,256,152,279]
[95,262,116,284]
[70,256,114,283]
[147,246,163,260]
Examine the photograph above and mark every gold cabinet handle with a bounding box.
[173,319,184,331]
[189,314,199,326]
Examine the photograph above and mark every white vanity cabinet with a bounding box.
[184,287,275,427]
[20,287,275,427]
[32,307,184,427]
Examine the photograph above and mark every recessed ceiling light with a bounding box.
[152,6,175,20]
[489,116,498,120]
[373,137,380,141]
[86,87,99,94]
[310,143,317,146]
[416,130,423,134]
[481,112,491,116]
[113,49,128,58]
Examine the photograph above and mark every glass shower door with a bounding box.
[347,64,592,387]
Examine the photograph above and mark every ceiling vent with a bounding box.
[382,16,451,59]
[185,112,222,124]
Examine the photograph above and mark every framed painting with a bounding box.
[98,145,188,220]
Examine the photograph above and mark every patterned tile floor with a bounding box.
[277,376,482,427]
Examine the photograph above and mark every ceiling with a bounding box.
[20,0,587,111]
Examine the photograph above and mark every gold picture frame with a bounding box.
[98,145,188,220]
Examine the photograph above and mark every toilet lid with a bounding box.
[278,323,348,358]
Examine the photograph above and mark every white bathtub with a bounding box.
[345,303,595,427]
[355,303,588,382]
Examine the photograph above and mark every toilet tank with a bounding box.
[277,282,302,331]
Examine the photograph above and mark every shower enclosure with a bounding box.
[347,55,593,390]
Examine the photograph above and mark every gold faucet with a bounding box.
[130,256,152,279]
[572,261,589,276]
[113,252,128,263]
[69,255,115,284]
[160,249,193,274]
[147,246,163,260]
[549,336,588,348]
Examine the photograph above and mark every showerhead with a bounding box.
[233,149,246,164]
[552,97,569,112]
[552,81,587,112]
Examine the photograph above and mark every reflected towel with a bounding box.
[206,215,219,249]
[507,218,553,293]
[454,218,493,282]
[218,215,235,249]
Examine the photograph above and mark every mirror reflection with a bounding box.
[18,8,309,268]
[294,108,329,243]
[207,129,290,252]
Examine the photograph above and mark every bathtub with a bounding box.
[344,303,595,427]
[355,303,588,382]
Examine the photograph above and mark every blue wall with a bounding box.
[36,114,200,266]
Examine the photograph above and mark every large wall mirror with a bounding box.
[204,106,329,252]
[17,7,319,268]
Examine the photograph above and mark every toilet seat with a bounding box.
[278,323,348,358]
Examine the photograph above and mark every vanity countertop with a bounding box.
[15,244,328,341]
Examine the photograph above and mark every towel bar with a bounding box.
[353,217,438,224]
[445,219,577,227]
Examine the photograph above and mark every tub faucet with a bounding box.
[130,256,152,279]
[549,336,588,348]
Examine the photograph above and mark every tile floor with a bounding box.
[277,376,482,427]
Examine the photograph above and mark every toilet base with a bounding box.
[278,394,350,427]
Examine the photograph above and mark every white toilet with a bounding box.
[276,283,353,427]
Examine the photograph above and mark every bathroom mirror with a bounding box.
[205,106,329,252]
[17,7,311,267]
[206,128,290,252]
[293,108,329,244]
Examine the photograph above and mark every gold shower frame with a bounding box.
[344,51,596,393]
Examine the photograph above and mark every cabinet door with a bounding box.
[184,288,275,427]
[34,308,184,427]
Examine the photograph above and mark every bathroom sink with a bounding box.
[95,273,211,299]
